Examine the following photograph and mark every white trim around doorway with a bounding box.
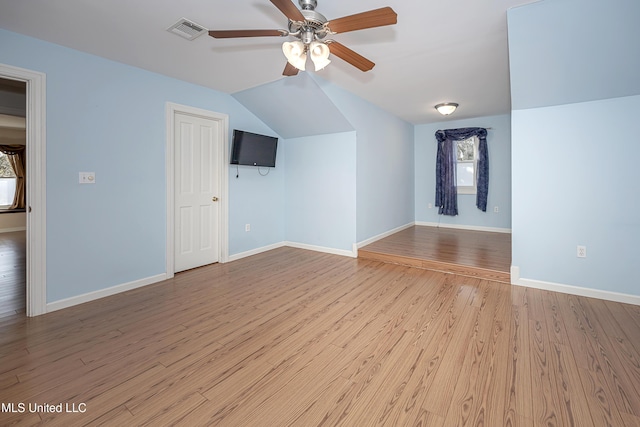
[0,63,47,317]
[165,102,229,279]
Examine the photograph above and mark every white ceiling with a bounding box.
[0,0,538,125]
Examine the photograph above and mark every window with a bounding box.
[435,127,488,215]
[456,136,478,194]
[0,152,16,208]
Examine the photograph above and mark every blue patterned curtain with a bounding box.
[435,127,488,216]
[435,135,457,215]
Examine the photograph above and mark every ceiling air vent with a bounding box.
[167,18,208,41]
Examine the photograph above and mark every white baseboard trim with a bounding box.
[285,241,357,258]
[511,266,640,306]
[357,222,415,248]
[416,221,511,234]
[228,241,358,262]
[0,226,26,233]
[46,273,168,313]
[227,242,286,262]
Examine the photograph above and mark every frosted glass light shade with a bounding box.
[282,41,307,71]
[309,41,331,71]
[435,103,458,115]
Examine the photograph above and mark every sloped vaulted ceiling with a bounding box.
[0,0,539,125]
[232,72,354,139]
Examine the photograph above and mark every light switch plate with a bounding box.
[79,172,96,184]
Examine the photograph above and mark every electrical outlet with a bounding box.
[428,203,432,209]
[577,245,587,258]
[493,206,499,213]
[245,224,250,232]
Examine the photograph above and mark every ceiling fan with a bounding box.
[208,0,397,76]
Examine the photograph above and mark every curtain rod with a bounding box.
[437,127,493,130]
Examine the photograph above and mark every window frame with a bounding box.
[456,136,479,195]
[0,152,17,209]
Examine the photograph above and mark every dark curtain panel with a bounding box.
[435,135,458,215]
[476,133,489,212]
[435,127,488,215]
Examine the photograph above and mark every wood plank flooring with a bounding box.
[0,231,26,317]
[359,226,512,283]
[1,247,639,426]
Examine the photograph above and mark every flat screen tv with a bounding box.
[230,130,278,167]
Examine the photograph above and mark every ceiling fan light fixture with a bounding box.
[282,41,307,71]
[209,1,398,76]
[435,102,459,116]
[309,41,331,71]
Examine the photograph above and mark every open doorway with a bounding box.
[0,63,46,317]
[0,78,26,317]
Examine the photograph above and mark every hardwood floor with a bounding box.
[0,231,26,317]
[1,247,639,426]
[359,226,512,283]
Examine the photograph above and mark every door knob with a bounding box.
[212,196,219,202]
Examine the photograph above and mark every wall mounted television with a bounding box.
[230,129,278,167]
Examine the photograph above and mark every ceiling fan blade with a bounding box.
[270,0,305,22]
[283,62,299,76]
[208,29,287,38]
[328,41,375,72]
[328,7,397,34]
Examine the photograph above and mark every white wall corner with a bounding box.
[357,222,415,249]
[285,241,358,258]
[227,242,286,262]
[510,265,520,284]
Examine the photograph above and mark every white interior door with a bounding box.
[174,112,220,272]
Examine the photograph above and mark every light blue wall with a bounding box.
[415,114,511,230]
[283,132,356,251]
[228,149,285,256]
[508,0,640,296]
[508,0,640,109]
[0,29,284,302]
[232,73,353,139]
[0,28,416,305]
[512,95,640,295]
[312,76,415,243]
[354,108,414,243]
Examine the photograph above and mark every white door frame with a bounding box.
[166,102,228,278]
[0,63,47,317]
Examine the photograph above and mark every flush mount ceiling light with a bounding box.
[435,103,459,116]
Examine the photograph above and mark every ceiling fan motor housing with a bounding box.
[288,9,328,41]
[208,0,397,74]
[301,30,315,44]
[299,0,317,10]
